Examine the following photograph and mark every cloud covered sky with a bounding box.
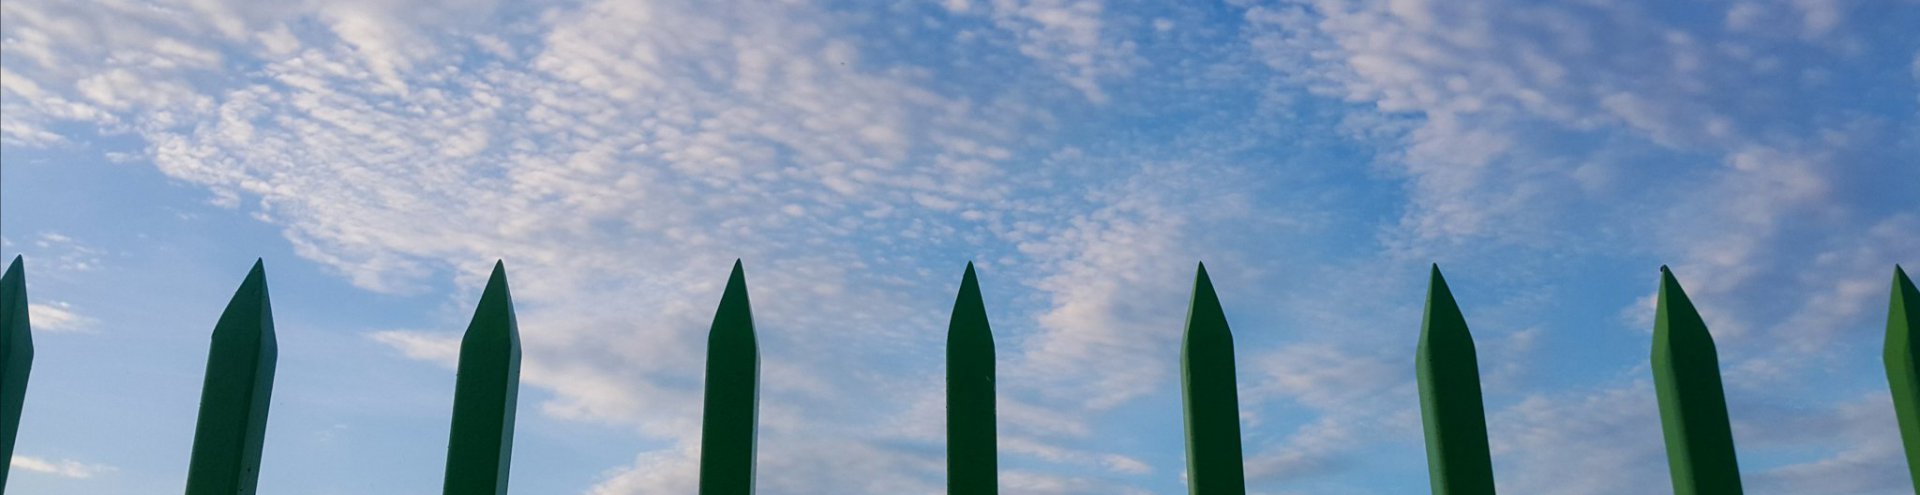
[2,0,1917,493]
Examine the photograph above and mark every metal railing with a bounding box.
[0,255,1914,494]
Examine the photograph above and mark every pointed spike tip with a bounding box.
[951,262,987,322]
[1187,262,1224,322]
[1427,264,1453,299]
[1193,262,1218,288]
[484,261,511,289]
[229,261,269,313]
[719,260,750,302]
[243,259,267,285]
[2,255,21,286]
[487,260,509,286]
[1658,265,1683,290]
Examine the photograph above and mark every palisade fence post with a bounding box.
[1416,265,1496,494]
[185,260,278,495]
[1180,263,1247,495]
[1885,265,1920,487]
[947,263,996,495]
[443,262,522,495]
[1650,267,1744,495]
[699,261,759,495]
[1,256,33,488]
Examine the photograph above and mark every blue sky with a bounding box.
[2,0,1917,493]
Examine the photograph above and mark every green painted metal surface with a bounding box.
[1180,263,1247,495]
[699,261,759,495]
[443,262,522,495]
[1885,266,1920,487]
[1416,265,1496,494]
[947,263,997,495]
[1651,267,1743,495]
[1,256,33,489]
[185,260,278,495]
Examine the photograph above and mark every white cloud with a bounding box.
[10,455,116,479]
[28,233,106,273]
[0,0,1221,490]
[1488,383,1669,494]
[972,0,1143,102]
[1237,343,1416,484]
[1240,0,1917,490]
[4,0,1914,492]
[26,302,94,332]
[368,330,460,367]
[1741,393,1910,493]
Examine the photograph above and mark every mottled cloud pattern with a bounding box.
[2,0,1915,493]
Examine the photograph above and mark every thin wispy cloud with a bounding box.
[9,456,115,480]
[25,302,94,333]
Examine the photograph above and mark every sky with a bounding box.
[1,0,1917,493]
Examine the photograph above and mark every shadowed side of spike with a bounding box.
[1,256,33,487]
[1416,266,1496,494]
[443,261,521,495]
[1181,263,1247,495]
[1885,266,1920,487]
[699,261,759,495]
[1651,267,1744,495]
[185,260,278,495]
[948,263,997,495]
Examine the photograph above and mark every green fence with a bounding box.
[0,255,1915,494]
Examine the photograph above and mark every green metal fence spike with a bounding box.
[1885,265,1920,487]
[185,259,278,495]
[1,256,33,488]
[948,262,997,495]
[1416,265,1497,494]
[443,261,521,495]
[699,260,759,495]
[1651,266,1744,495]
[1181,262,1247,495]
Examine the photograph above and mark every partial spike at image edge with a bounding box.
[1885,265,1920,488]
[0,256,34,488]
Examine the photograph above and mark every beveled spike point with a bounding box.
[700,261,759,495]
[1416,265,1496,494]
[443,262,522,494]
[1181,262,1246,495]
[1651,268,1744,495]
[947,262,996,494]
[185,261,279,494]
